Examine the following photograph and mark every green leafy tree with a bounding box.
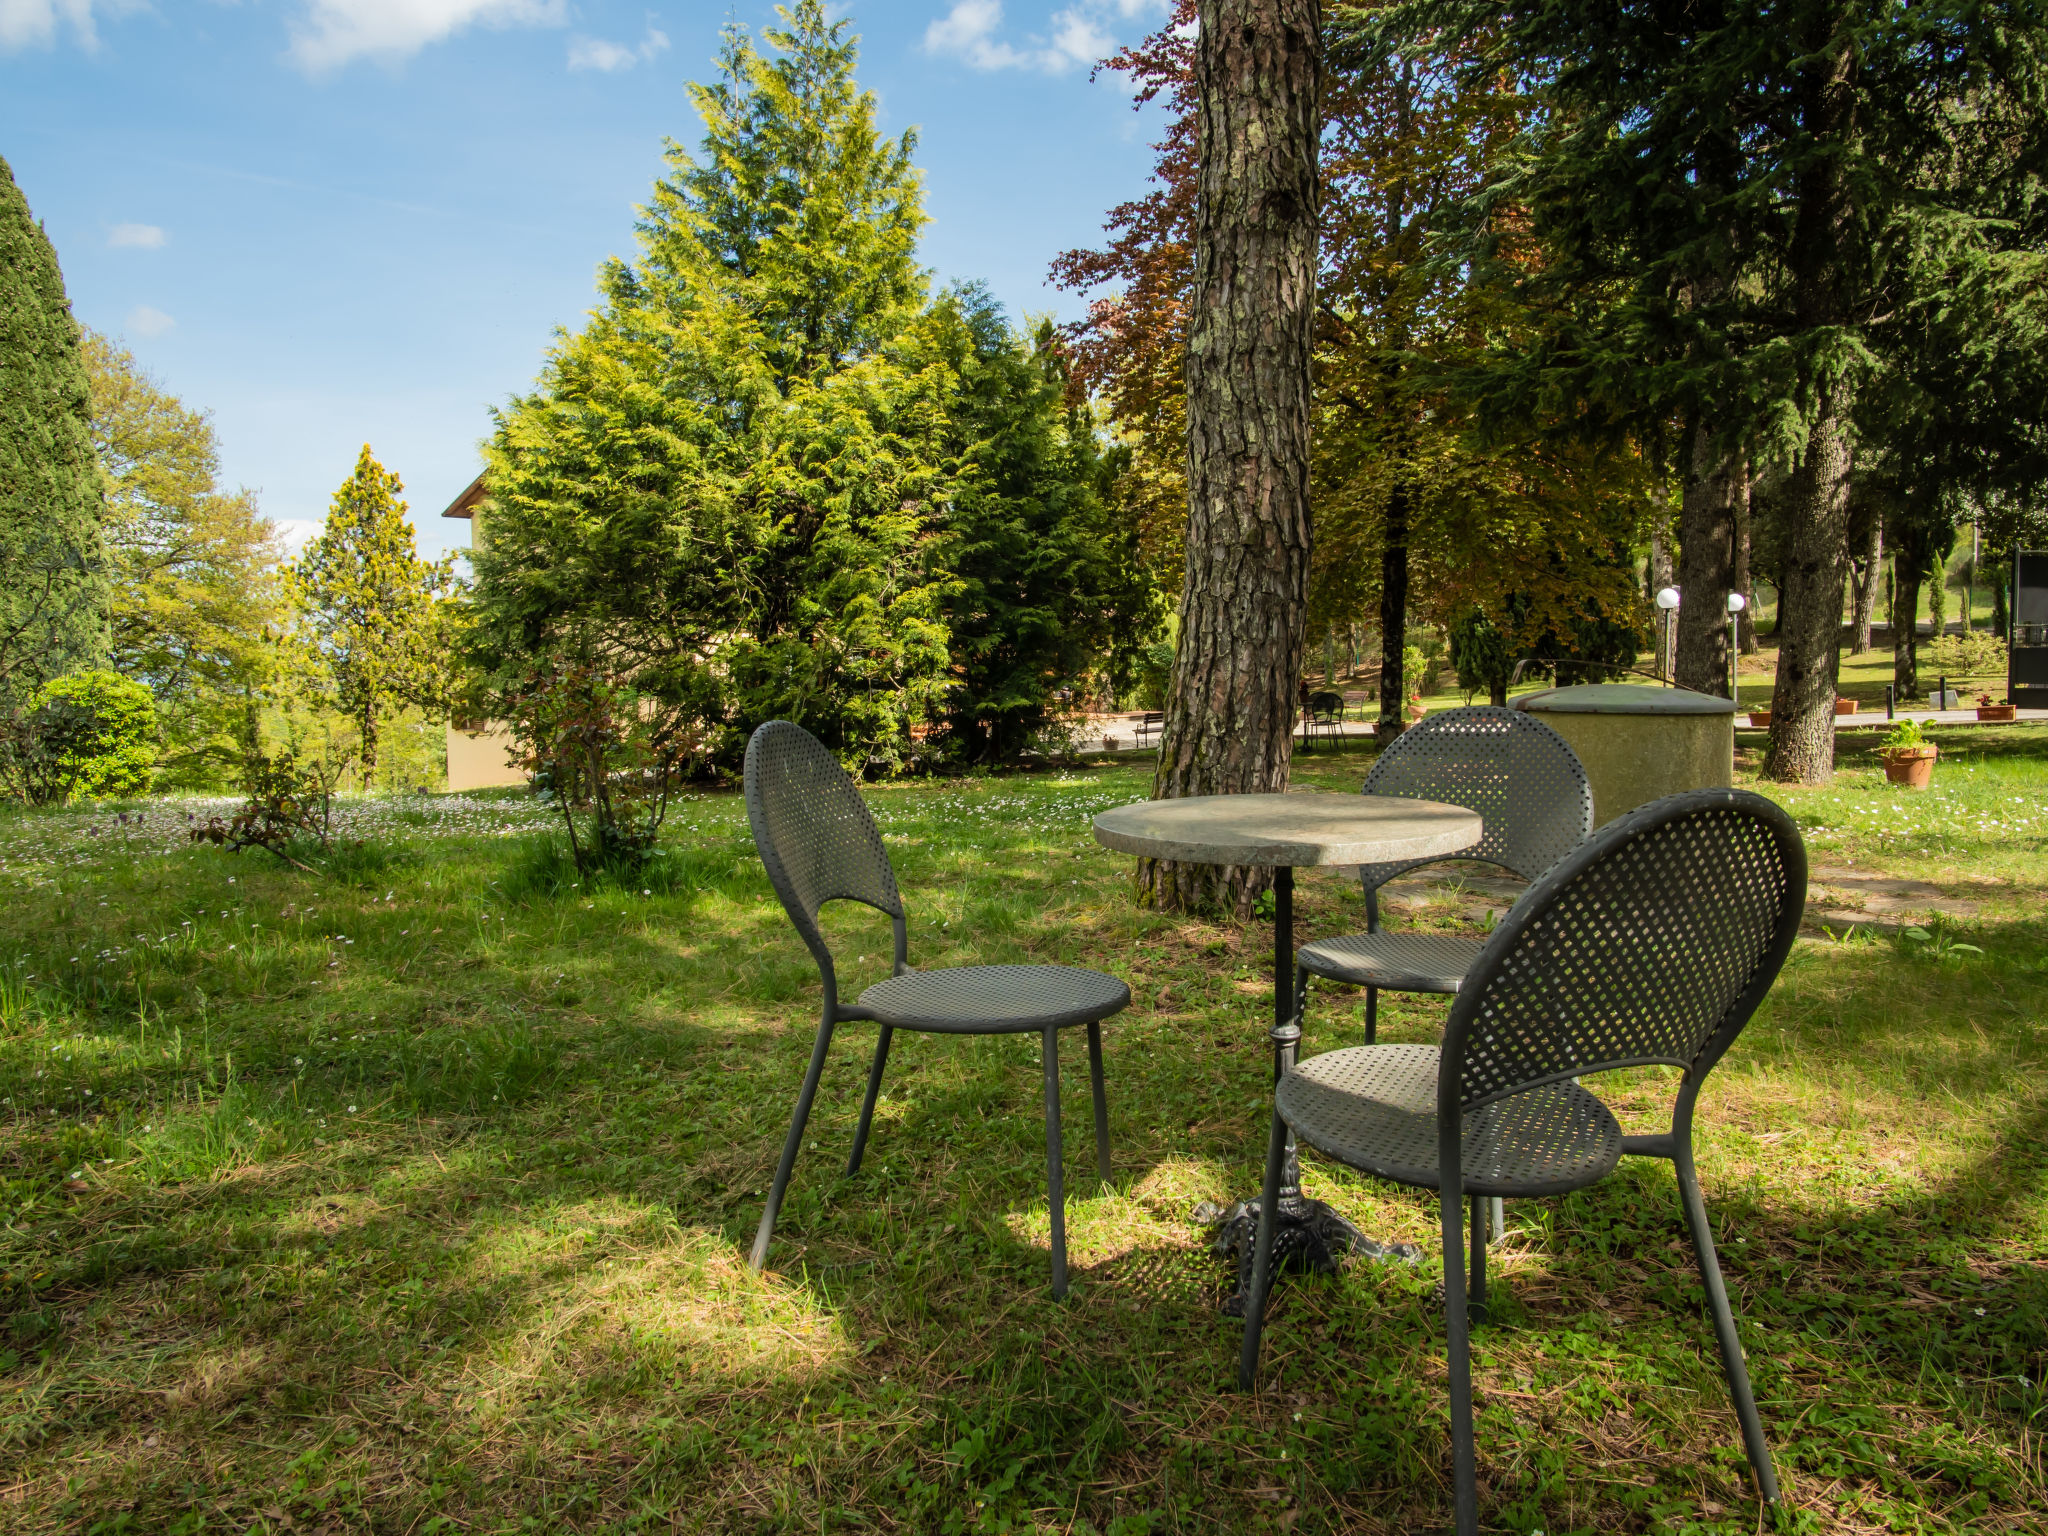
[293,447,454,779]
[475,3,1140,773]
[936,289,1161,763]
[1435,0,2048,779]
[0,154,106,708]
[81,331,283,781]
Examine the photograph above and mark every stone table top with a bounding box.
[1092,791,1482,868]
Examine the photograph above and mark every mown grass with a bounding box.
[0,729,2043,1535]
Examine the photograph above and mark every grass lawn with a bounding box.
[1,728,2044,1535]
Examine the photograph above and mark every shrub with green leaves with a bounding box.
[1926,630,2006,680]
[0,669,156,803]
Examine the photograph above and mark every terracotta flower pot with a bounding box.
[1834,698,1859,715]
[1102,735,1120,752]
[1748,710,1772,728]
[1881,743,1938,789]
[1977,705,2016,722]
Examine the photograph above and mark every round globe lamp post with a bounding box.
[1655,587,1681,684]
[1726,591,1747,702]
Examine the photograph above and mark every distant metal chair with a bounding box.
[743,721,1128,1298]
[1241,788,1805,1536]
[1299,706,1592,1240]
[1305,690,1346,750]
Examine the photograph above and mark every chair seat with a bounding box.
[1298,930,1482,993]
[1278,1044,1624,1197]
[857,964,1129,1035]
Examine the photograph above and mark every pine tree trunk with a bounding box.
[1377,476,1410,738]
[1144,0,1322,918]
[1649,518,1675,677]
[1850,517,1881,653]
[1734,473,1758,654]
[1676,420,1740,697]
[1765,396,1852,781]
[1893,565,1920,697]
[1762,10,1854,784]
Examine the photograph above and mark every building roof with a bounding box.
[441,472,487,520]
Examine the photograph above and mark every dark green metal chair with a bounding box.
[1241,787,1804,1536]
[744,721,1128,1298]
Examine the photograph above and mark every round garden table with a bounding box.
[1092,791,1483,1310]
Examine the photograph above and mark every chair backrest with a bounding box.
[1443,788,1806,1114]
[744,721,904,975]
[1308,690,1345,721]
[1361,705,1591,882]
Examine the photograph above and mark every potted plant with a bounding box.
[1748,707,1772,728]
[1977,692,2016,722]
[1834,697,1860,715]
[1878,718,1938,789]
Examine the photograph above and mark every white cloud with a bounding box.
[567,25,667,72]
[274,518,324,555]
[0,0,103,52]
[126,305,175,338]
[287,0,567,72]
[922,0,1158,74]
[108,222,166,250]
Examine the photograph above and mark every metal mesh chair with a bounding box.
[1298,704,1594,1042]
[1299,706,1592,1242]
[1304,690,1346,750]
[1240,788,1806,1535]
[744,721,1128,1298]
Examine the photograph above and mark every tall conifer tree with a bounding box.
[0,154,106,706]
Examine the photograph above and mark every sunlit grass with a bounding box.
[0,734,2042,1534]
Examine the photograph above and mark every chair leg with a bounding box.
[1086,1020,1112,1185]
[750,1015,835,1271]
[1676,1145,1782,1506]
[846,1024,894,1176]
[1469,1193,1488,1316]
[1364,985,1378,1045]
[1489,1195,1506,1246]
[1043,1026,1068,1300]
[1441,1183,1479,1536]
[1237,1105,1291,1390]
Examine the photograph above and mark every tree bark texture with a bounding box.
[1144,0,1323,918]
[1676,420,1741,697]
[1767,397,1852,779]
[1377,476,1410,738]
[1649,518,1675,677]
[1733,476,1758,654]
[1763,11,1855,783]
[1892,561,1920,697]
[1849,516,1881,653]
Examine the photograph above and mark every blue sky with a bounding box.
[2,0,1172,559]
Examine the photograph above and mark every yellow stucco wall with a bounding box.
[445,723,523,791]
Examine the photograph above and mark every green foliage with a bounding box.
[1448,605,1514,703]
[0,154,107,707]
[503,664,678,877]
[80,331,282,784]
[1881,718,1927,752]
[1927,631,2006,679]
[0,669,156,803]
[292,447,455,779]
[1136,639,1175,711]
[470,4,1148,773]
[187,738,347,873]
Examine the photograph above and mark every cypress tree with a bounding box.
[0,154,106,706]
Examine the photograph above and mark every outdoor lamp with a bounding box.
[1655,587,1680,684]
[1725,591,1747,701]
